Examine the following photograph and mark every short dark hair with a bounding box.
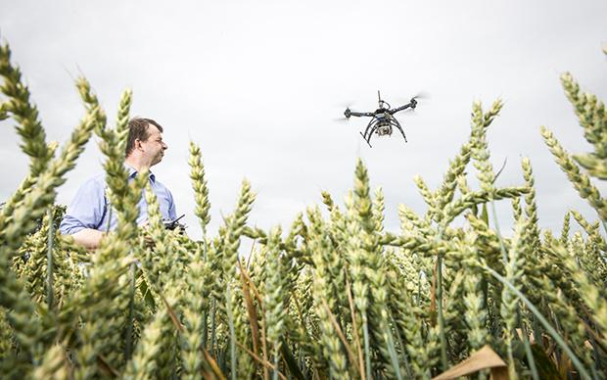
[125,117,164,157]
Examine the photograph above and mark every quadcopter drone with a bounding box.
[344,91,419,147]
[163,214,186,233]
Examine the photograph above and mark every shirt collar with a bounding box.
[126,165,155,183]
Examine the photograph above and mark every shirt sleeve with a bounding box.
[59,178,107,235]
[168,190,177,220]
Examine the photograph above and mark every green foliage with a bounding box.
[0,39,606,380]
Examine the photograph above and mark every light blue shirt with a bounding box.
[60,168,177,235]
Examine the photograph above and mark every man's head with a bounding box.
[125,117,168,167]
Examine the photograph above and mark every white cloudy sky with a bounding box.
[1,0,606,239]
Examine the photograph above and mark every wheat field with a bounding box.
[1,40,606,380]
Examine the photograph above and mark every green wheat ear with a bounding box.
[189,141,211,235]
[541,126,607,222]
[0,43,52,176]
[0,101,8,120]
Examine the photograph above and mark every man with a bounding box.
[60,117,177,250]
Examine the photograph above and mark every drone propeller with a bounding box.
[335,100,356,108]
[411,91,430,100]
[407,92,429,112]
[391,92,429,108]
[332,106,352,122]
[333,115,350,123]
[333,101,356,122]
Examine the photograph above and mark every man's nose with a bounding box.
[162,142,168,150]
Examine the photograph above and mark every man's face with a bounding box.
[140,124,168,166]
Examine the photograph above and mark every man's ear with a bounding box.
[135,138,144,151]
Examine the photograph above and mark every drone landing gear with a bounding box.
[360,131,373,148]
[360,119,379,148]
[360,119,408,147]
[393,119,408,143]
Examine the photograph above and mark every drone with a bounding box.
[344,91,419,147]
[163,214,186,233]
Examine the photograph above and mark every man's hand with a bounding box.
[139,219,156,249]
[71,229,106,251]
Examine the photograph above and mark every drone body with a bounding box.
[344,91,418,147]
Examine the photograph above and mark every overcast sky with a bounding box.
[1,0,606,239]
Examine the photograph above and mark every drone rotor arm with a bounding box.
[389,103,412,115]
[349,111,375,118]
